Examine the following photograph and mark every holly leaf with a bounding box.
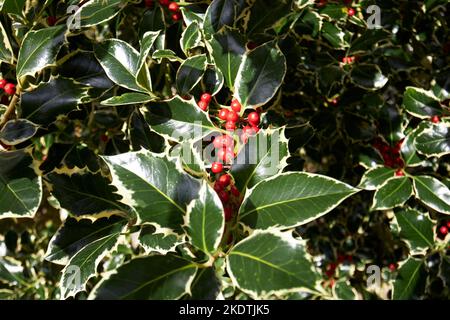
[227,231,320,298]
[395,209,434,255]
[16,25,66,86]
[176,54,207,96]
[350,64,388,90]
[138,226,182,254]
[239,172,358,230]
[89,255,197,299]
[0,119,38,146]
[392,258,425,300]
[101,92,155,106]
[415,123,450,158]
[20,78,89,126]
[402,87,442,119]
[0,21,14,64]
[180,21,203,55]
[0,150,42,219]
[203,0,245,36]
[185,182,225,255]
[358,166,396,190]
[235,41,287,109]
[413,175,450,214]
[371,177,413,211]
[74,0,127,28]
[189,267,221,300]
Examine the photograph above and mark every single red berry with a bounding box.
[214,181,224,192]
[348,8,355,16]
[218,190,230,203]
[218,174,231,187]
[218,109,229,121]
[395,169,404,177]
[330,98,339,106]
[224,206,233,221]
[197,100,208,111]
[230,185,240,197]
[213,135,234,149]
[243,125,256,136]
[325,269,334,278]
[4,83,15,96]
[337,255,346,264]
[247,41,257,50]
[225,121,236,130]
[211,162,223,174]
[327,263,337,271]
[231,99,241,112]
[439,225,448,236]
[200,92,212,104]
[217,148,234,163]
[431,115,440,123]
[100,134,109,142]
[227,110,239,123]
[248,112,260,126]
[0,79,7,89]
[388,263,397,271]
[159,0,170,6]
[144,0,153,7]
[171,12,182,21]
[446,221,450,229]
[47,16,57,26]
[252,126,260,133]
[342,57,348,64]
[168,1,179,12]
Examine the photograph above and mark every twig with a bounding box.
[0,90,20,129]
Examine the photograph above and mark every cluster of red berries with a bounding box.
[437,221,450,239]
[325,254,353,278]
[212,173,241,222]
[146,0,181,21]
[0,79,16,96]
[372,138,405,173]
[315,0,355,16]
[197,93,212,111]
[342,56,356,64]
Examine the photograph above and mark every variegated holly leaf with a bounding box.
[239,172,359,230]
[138,225,182,254]
[189,267,221,300]
[392,258,425,300]
[413,175,450,214]
[358,166,396,190]
[0,150,42,219]
[73,0,127,28]
[180,21,203,55]
[231,127,289,191]
[0,119,38,146]
[203,0,245,36]
[394,209,434,255]
[176,54,207,96]
[227,231,320,298]
[402,87,443,119]
[89,255,197,299]
[415,123,450,158]
[103,151,201,232]
[371,176,413,211]
[0,21,14,64]
[101,92,155,106]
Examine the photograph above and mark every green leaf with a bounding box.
[189,267,221,300]
[138,226,182,254]
[45,216,127,265]
[402,87,442,119]
[231,127,289,191]
[103,151,201,232]
[94,39,149,93]
[180,21,203,55]
[320,4,347,21]
[152,49,182,62]
[415,123,450,158]
[239,172,359,230]
[89,255,197,299]
[235,41,287,109]
[349,29,390,54]
[246,0,293,36]
[401,126,425,167]
[413,175,450,214]
[371,177,413,210]
[75,0,126,28]
[395,209,434,255]
[0,119,38,146]
[333,280,358,300]
[140,6,165,36]
[0,150,42,219]
[176,54,207,96]
[1,0,26,15]
[16,25,66,85]
[186,182,225,255]
[129,110,166,153]
[322,22,347,48]
[0,21,14,64]
[60,218,127,298]
[392,258,425,300]
[350,64,388,90]
[45,172,131,217]
[202,67,224,96]
[101,92,155,106]
[358,166,395,190]
[203,0,245,36]
[227,231,320,298]
[20,78,89,126]
[144,95,218,142]
[209,28,246,89]
[139,31,161,71]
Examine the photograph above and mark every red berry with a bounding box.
[211,162,223,174]
[4,83,15,96]
[252,126,260,133]
[395,169,404,177]
[439,225,448,236]
[218,174,231,187]
[348,8,355,16]
[316,0,327,8]
[144,0,153,7]
[213,135,234,149]
[168,2,179,12]
[243,125,256,136]
[218,190,230,203]
[447,221,450,229]
[217,148,234,163]
[218,109,229,120]
[47,16,57,26]
[225,121,236,130]
[171,12,182,21]
[247,112,260,126]
[431,115,440,123]
[0,79,7,89]
[231,99,241,112]
[337,255,346,264]
[101,134,109,142]
[325,269,334,278]
[159,0,170,5]
[388,263,397,271]
[247,41,257,50]
[214,181,224,192]
[197,100,208,111]
[227,110,239,123]
[230,185,240,197]
[330,98,339,106]
[200,93,212,104]
[224,206,233,221]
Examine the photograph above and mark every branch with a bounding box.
[0,90,20,129]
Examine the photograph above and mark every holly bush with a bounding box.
[0,0,449,300]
